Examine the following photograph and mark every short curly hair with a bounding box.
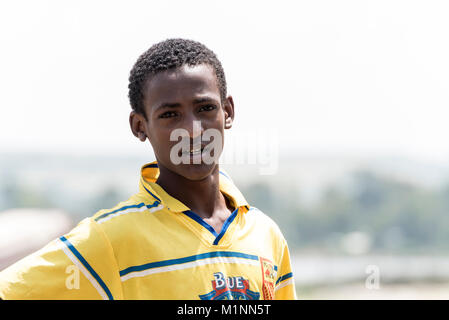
[128,38,227,118]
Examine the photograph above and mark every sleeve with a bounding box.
[274,240,297,300]
[0,217,123,300]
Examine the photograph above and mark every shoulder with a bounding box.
[246,206,282,229]
[244,206,291,269]
[90,193,164,243]
[92,193,162,224]
[246,206,287,244]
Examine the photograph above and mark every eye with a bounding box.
[199,105,217,112]
[159,111,177,119]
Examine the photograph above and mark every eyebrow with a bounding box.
[155,97,218,111]
[155,102,181,111]
[192,97,218,104]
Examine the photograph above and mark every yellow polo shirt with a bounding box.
[0,161,296,300]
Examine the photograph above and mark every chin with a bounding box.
[175,161,218,181]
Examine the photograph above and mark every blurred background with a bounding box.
[1,0,449,299]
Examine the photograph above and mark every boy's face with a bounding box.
[130,64,234,181]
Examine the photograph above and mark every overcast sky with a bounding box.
[0,0,448,165]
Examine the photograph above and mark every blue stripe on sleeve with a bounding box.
[94,203,146,221]
[275,272,293,285]
[94,201,160,222]
[60,236,114,300]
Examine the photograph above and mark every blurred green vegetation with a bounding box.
[241,170,449,255]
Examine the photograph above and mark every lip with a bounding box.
[181,144,208,155]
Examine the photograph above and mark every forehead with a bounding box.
[143,64,221,109]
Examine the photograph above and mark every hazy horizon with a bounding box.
[1,0,448,166]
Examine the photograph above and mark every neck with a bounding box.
[155,163,232,219]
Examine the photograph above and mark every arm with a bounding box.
[0,218,122,300]
[274,240,297,300]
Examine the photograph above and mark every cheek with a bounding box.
[149,129,168,148]
[211,110,226,129]
[146,125,166,149]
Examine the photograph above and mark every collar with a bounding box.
[138,161,249,213]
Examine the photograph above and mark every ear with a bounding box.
[223,95,235,130]
[129,111,148,142]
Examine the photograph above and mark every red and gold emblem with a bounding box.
[259,257,275,300]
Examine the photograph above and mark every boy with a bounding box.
[0,38,296,300]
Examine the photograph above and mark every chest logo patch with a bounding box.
[260,257,275,300]
[199,272,260,300]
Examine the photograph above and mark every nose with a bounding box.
[181,113,204,147]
